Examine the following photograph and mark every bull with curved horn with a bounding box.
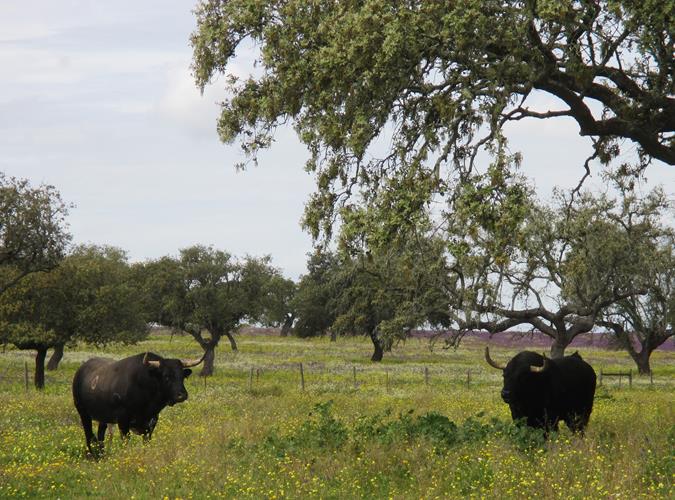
[484,345,596,434]
[73,351,206,456]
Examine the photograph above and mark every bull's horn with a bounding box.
[484,346,505,370]
[143,352,161,368]
[530,354,549,373]
[181,352,207,368]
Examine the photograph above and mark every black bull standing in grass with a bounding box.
[72,352,204,455]
[485,347,597,434]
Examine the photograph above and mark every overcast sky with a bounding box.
[2,1,673,279]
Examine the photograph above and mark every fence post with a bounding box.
[24,361,29,392]
[650,370,653,386]
[353,366,357,389]
[466,368,471,388]
[299,363,305,391]
[424,366,429,386]
[628,369,632,388]
[256,368,260,383]
[385,370,390,393]
[248,367,253,391]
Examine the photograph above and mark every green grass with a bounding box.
[0,332,673,499]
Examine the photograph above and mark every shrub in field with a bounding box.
[265,401,348,455]
[296,401,349,449]
[265,402,547,457]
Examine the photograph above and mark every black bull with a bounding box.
[72,352,204,454]
[485,347,597,433]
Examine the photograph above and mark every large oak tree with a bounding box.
[191,0,674,244]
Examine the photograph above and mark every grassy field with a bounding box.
[0,331,673,499]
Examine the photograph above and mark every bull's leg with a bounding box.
[565,412,590,435]
[118,421,131,444]
[142,415,159,443]
[547,417,560,433]
[96,422,108,445]
[77,412,96,456]
[549,422,559,438]
[86,422,106,456]
[527,415,548,430]
[527,413,558,438]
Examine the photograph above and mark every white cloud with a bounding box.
[155,61,227,137]
[155,41,259,138]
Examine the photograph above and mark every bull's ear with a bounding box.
[183,369,192,378]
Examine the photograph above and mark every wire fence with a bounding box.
[1,358,671,394]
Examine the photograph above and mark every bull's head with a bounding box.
[143,352,206,406]
[484,346,549,405]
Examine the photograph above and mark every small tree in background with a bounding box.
[598,211,674,375]
[330,248,449,361]
[0,245,148,388]
[259,274,296,337]
[444,169,668,358]
[141,246,279,376]
[133,256,188,334]
[293,251,340,340]
[0,173,71,295]
[329,203,450,361]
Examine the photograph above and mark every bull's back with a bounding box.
[556,357,597,410]
[73,357,127,422]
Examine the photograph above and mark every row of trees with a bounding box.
[286,177,674,374]
[0,245,148,387]
[1,172,673,386]
[0,244,290,386]
[0,175,297,386]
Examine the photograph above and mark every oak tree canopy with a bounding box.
[191,0,674,241]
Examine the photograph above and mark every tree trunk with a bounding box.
[635,350,652,375]
[280,314,294,337]
[225,332,238,351]
[199,345,216,377]
[614,327,654,376]
[46,343,64,371]
[35,348,47,389]
[370,332,384,362]
[630,336,654,376]
[549,338,568,359]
